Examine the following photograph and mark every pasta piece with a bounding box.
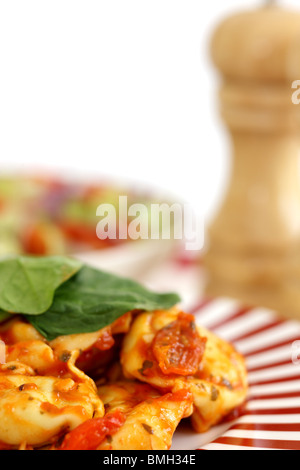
[50,313,133,374]
[0,350,104,448]
[0,314,132,376]
[5,340,57,375]
[97,381,193,450]
[121,308,248,432]
[0,316,44,343]
[49,312,132,356]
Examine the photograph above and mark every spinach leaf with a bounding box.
[0,256,82,315]
[0,310,10,323]
[26,265,181,340]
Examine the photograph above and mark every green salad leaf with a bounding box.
[0,310,10,323]
[26,265,181,340]
[0,256,82,315]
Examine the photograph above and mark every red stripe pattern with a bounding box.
[190,298,300,450]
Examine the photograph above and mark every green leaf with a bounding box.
[26,265,181,340]
[0,310,10,323]
[0,256,82,315]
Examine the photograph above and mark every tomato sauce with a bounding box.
[59,409,125,450]
[94,328,115,351]
[152,312,206,376]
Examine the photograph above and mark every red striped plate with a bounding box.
[171,297,300,451]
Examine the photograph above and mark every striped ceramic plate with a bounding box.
[171,297,300,451]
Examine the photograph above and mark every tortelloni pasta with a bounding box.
[96,382,193,450]
[0,317,107,449]
[0,308,248,450]
[121,308,248,433]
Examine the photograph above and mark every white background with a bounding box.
[0,0,298,224]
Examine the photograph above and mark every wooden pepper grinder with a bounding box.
[203,3,300,318]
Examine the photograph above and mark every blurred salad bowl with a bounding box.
[0,173,181,277]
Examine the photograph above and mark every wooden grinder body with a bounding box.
[204,7,300,318]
